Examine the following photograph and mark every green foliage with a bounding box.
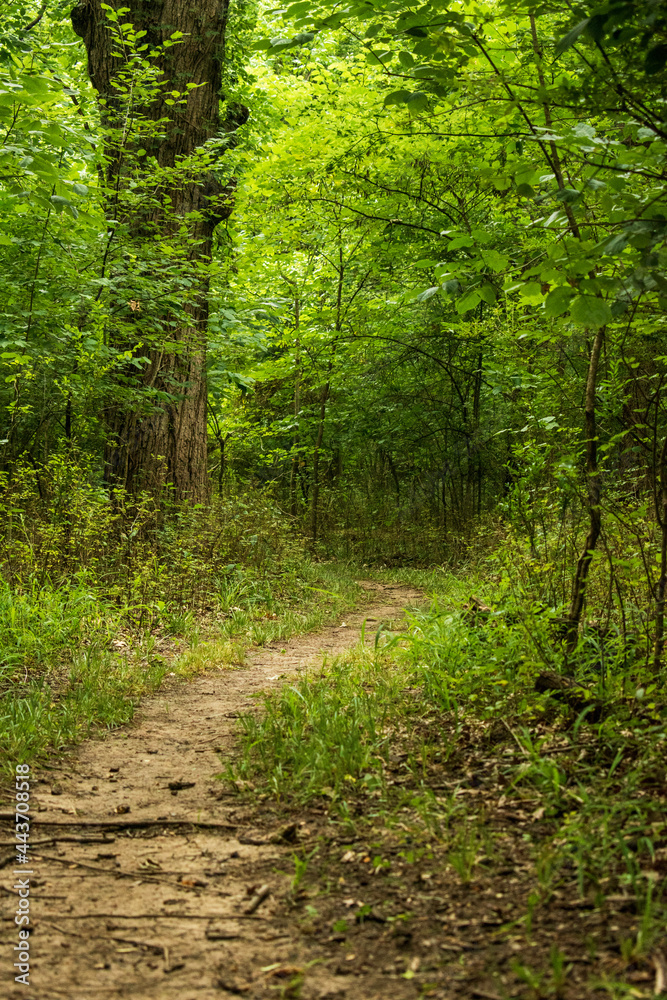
[0,578,118,680]
[230,562,666,952]
[0,644,167,765]
[0,453,362,768]
[231,646,408,801]
[193,0,667,680]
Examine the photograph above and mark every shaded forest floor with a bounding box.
[1,576,666,1000]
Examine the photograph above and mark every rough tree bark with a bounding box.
[71,0,237,500]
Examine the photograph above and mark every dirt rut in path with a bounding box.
[1,581,422,1000]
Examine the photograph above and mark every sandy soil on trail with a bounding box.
[1,581,422,1000]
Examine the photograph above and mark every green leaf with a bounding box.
[414,286,439,302]
[285,1,312,17]
[447,235,474,250]
[555,187,581,203]
[569,295,612,328]
[480,249,509,271]
[18,75,51,96]
[50,194,75,212]
[267,32,314,51]
[544,286,575,318]
[554,18,590,58]
[366,50,392,66]
[519,282,543,305]
[405,91,429,114]
[456,290,481,313]
[383,90,411,107]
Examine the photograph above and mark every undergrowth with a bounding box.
[230,567,667,991]
[0,559,362,772]
[0,459,364,773]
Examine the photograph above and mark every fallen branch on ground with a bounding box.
[0,813,237,831]
[534,671,605,722]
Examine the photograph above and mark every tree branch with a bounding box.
[23,3,47,31]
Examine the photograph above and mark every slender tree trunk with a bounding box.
[652,417,667,673]
[290,297,301,519]
[217,432,231,495]
[310,247,343,542]
[473,348,483,520]
[310,380,330,543]
[530,15,607,657]
[529,15,582,242]
[566,327,605,655]
[71,0,235,500]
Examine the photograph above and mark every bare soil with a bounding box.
[1,581,424,1000]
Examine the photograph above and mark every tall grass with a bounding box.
[0,579,119,678]
[232,648,406,801]
[0,458,365,775]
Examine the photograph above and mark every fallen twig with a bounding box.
[2,912,269,921]
[243,883,271,914]
[32,853,193,890]
[110,934,165,955]
[0,814,236,831]
[0,835,115,848]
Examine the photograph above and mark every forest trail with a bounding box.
[2,581,423,1000]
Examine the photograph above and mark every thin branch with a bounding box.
[23,3,47,31]
[308,197,442,235]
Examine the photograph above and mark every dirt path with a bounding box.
[2,581,422,1000]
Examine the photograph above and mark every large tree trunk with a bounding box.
[71,0,235,500]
